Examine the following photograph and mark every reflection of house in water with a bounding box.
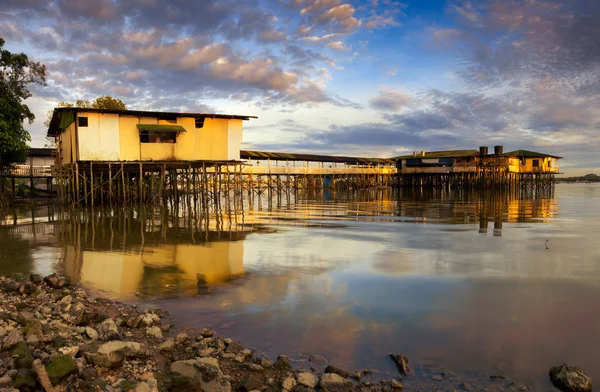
[395,189,557,236]
[59,216,250,298]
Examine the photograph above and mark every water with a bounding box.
[1,184,599,389]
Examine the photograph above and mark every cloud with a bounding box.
[369,88,410,111]
[327,41,349,51]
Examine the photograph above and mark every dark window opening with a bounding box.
[195,117,205,128]
[532,159,540,167]
[140,131,177,144]
[78,117,88,127]
[161,114,177,123]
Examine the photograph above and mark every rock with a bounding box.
[0,280,18,293]
[458,382,471,391]
[196,357,220,369]
[226,340,244,354]
[432,375,443,381]
[49,320,71,333]
[58,346,79,358]
[200,328,214,337]
[85,327,99,341]
[176,333,189,344]
[260,358,272,368]
[198,347,215,357]
[29,274,42,285]
[247,363,263,372]
[145,326,162,339]
[390,379,403,390]
[389,354,410,376]
[97,318,120,341]
[12,369,36,390]
[158,339,175,351]
[0,327,6,338]
[45,354,78,384]
[235,353,246,363]
[319,373,353,392]
[18,282,36,295]
[171,360,198,378]
[43,274,70,289]
[237,373,264,391]
[60,301,85,325]
[324,365,350,379]
[3,330,23,350]
[549,363,593,392]
[24,319,43,339]
[85,341,145,368]
[10,341,34,368]
[297,372,319,388]
[308,355,328,366]
[25,335,39,346]
[135,378,159,392]
[282,376,297,391]
[273,355,292,370]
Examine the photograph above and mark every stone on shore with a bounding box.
[85,341,145,368]
[97,318,120,341]
[549,364,593,392]
[389,354,410,376]
[273,355,292,370]
[85,326,99,341]
[146,326,163,339]
[3,330,23,350]
[297,372,319,388]
[43,273,70,289]
[319,373,353,392]
[324,365,350,379]
[158,338,175,351]
[45,354,78,384]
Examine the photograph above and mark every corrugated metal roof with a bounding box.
[393,150,480,160]
[504,150,563,159]
[240,150,395,164]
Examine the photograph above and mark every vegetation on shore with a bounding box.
[557,174,600,183]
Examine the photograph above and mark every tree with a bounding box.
[0,37,47,166]
[44,96,127,147]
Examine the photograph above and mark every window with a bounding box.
[139,131,177,144]
[195,117,205,128]
[532,159,539,167]
[78,117,88,127]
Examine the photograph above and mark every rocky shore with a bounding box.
[0,274,592,392]
[0,274,399,392]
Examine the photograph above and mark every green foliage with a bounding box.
[0,37,47,166]
[91,95,127,110]
[44,95,128,131]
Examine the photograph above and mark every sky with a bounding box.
[1,0,599,175]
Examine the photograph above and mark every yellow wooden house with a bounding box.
[46,108,257,164]
[504,150,562,174]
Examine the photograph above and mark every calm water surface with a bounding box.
[1,184,599,390]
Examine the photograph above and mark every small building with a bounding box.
[394,150,481,173]
[27,148,55,167]
[46,108,257,164]
[504,150,561,174]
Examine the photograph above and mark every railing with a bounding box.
[241,166,396,175]
[0,165,54,177]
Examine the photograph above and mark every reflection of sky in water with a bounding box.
[1,184,600,389]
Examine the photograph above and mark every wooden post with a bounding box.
[139,162,143,205]
[121,163,125,205]
[109,163,113,207]
[90,162,94,210]
[75,162,80,205]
